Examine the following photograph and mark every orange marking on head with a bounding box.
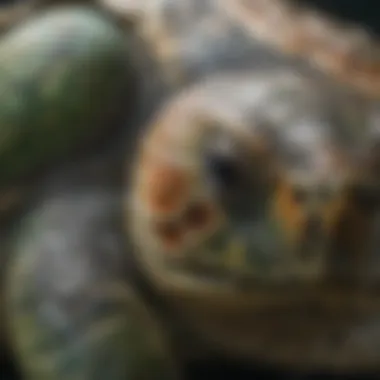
[142,162,191,215]
[154,220,185,251]
[272,179,305,245]
[272,179,345,247]
[183,201,215,231]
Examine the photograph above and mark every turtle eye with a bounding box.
[206,152,243,192]
[205,150,258,220]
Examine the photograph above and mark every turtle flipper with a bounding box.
[5,189,180,380]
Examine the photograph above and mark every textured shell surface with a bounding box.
[0,5,134,188]
[224,0,380,98]
[101,0,380,98]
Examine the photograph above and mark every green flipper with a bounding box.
[5,189,180,380]
[0,6,135,185]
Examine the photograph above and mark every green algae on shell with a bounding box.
[0,6,135,185]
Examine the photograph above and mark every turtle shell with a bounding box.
[0,5,136,214]
[100,0,380,99]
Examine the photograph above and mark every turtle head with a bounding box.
[128,72,360,287]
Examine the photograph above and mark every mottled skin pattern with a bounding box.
[2,0,380,379]
[6,186,180,380]
[103,0,313,89]
[223,0,380,98]
[101,0,380,97]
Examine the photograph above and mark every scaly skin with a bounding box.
[223,0,380,98]
[6,185,180,380]
[101,0,380,98]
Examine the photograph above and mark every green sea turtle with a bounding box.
[1,0,380,379]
